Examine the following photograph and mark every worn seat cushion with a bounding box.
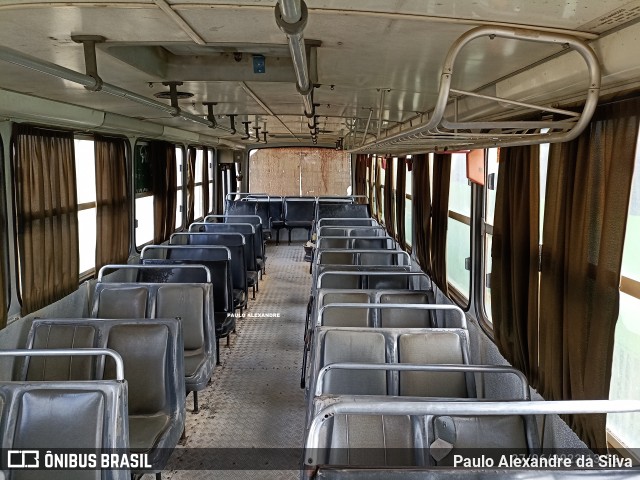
[128,413,171,452]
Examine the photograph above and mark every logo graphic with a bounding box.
[7,450,39,468]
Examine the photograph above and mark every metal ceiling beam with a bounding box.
[239,81,300,141]
[152,0,206,45]
[0,45,243,144]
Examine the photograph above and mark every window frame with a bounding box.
[446,152,472,306]
[74,135,98,281]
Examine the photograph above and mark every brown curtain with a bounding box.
[202,149,211,216]
[150,141,177,244]
[413,154,431,273]
[375,158,383,221]
[354,154,368,199]
[539,97,640,450]
[186,146,196,226]
[12,125,78,315]
[430,153,451,293]
[95,136,130,274]
[395,157,406,247]
[217,164,226,214]
[383,158,394,236]
[0,209,8,328]
[369,157,377,218]
[491,145,540,382]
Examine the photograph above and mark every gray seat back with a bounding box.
[378,292,432,328]
[1,349,129,480]
[321,330,387,395]
[319,292,371,327]
[398,332,469,397]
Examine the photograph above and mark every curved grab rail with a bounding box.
[0,348,125,381]
[314,363,529,399]
[98,263,212,283]
[317,302,466,329]
[304,398,640,467]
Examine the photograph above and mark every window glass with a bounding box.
[608,135,640,453]
[484,148,499,320]
[207,149,215,216]
[74,139,97,276]
[447,153,471,299]
[194,149,204,220]
[483,146,548,323]
[405,160,412,247]
[175,147,183,230]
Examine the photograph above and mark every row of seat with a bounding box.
[301,216,539,478]
[0,211,274,478]
[1,316,185,479]
[225,194,371,244]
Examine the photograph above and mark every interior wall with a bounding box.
[249,147,351,196]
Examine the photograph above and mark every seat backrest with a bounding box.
[0,378,129,480]
[319,292,371,327]
[352,237,395,250]
[316,202,370,221]
[316,271,361,289]
[226,200,256,216]
[397,332,468,397]
[317,237,350,249]
[24,324,98,381]
[97,285,149,318]
[322,330,386,395]
[268,197,284,223]
[193,223,258,270]
[317,251,354,265]
[317,218,376,227]
[378,292,432,328]
[223,215,265,259]
[105,324,166,414]
[431,415,528,465]
[284,197,316,222]
[254,200,271,232]
[161,248,232,315]
[184,233,247,291]
[135,263,209,283]
[157,285,205,352]
[328,414,415,467]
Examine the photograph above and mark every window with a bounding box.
[378,156,385,223]
[74,138,97,277]
[134,142,182,248]
[608,133,640,455]
[134,143,153,247]
[207,149,215,216]
[193,148,204,221]
[447,153,471,299]
[175,146,183,230]
[369,155,377,218]
[483,146,549,323]
[483,148,499,320]
[405,157,412,248]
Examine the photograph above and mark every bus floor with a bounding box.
[162,243,309,480]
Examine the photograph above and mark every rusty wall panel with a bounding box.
[249,148,351,196]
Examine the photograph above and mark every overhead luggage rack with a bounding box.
[350,26,601,155]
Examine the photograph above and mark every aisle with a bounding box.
[164,244,310,479]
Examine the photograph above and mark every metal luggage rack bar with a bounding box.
[349,26,600,154]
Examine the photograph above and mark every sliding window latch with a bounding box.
[464,257,471,271]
